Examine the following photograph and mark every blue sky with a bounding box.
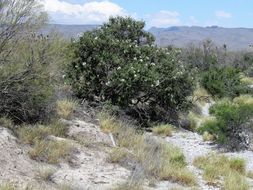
[41,0,253,28]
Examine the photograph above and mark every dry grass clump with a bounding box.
[112,183,143,190]
[202,131,215,142]
[17,120,72,165]
[187,112,202,130]
[233,95,253,106]
[0,117,14,130]
[29,139,73,164]
[18,121,68,145]
[108,147,130,163]
[247,171,253,179]
[49,120,69,137]
[36,166,57,182]
[56,99,78,119]
[152,142,195,186]
[241,76,253,85]
[193,154,248,189]
[18,125,51,145]
[152,124,173,137]
[0,183,15,190]
[98,113,122,134]
[193,87,211,104]
[187,111,214,131]
[100,113,196,187]
[57,183,74,190]
[223,172,249,190]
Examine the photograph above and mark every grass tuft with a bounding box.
[0,117,14,130]
[202,131,215,142]
[241,76,253,85]
[56,99,77,119]
[223,172,249,190]
[112,183,143,190]
[194,154,248,189]
[18,121,68,145]
[36,166,57,182]
[29,140,74,164]
[49,120,69,137]
[233,95,253,106]
[108,147,130,163]
[247,171,253,179]
[18,125,51,145]
[101,113,196,187]
[98,113,121,134]
[0,183,15,190]
[152,124,173,137]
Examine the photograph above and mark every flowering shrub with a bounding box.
[66,17,194,125]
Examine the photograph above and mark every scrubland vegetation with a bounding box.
[100,114,196,187]
[194,154,249,189]
[0,0,253,189]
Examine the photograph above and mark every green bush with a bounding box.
[198,99,253,148]
[0,61,54,123]
[201,67,247,98]
[66,17,194,125]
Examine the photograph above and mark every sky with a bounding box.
[40,0,253,28]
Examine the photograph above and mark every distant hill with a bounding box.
[43,24,98,39]
[149,26,253,51]
[45,24,253,51]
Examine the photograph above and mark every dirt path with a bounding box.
[165,129,253,190]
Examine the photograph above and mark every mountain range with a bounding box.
[46,24,253,51]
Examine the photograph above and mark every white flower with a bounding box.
[75,65,78,68]
[134,74,137,78]
[131,99,138,104]
[155,80,160,86]
[150,62,155,66]
[140,59,143,62]
[94,37,98,40]
[120,79,125,82]
[117,66,121,70]
[106,81,111,86]
[133,57,137,61]
[82,62,86,66]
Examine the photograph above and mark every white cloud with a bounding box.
[189,16,198,25]
[148,10,181,27]
[40,0,128,24]
[215,10,232,19]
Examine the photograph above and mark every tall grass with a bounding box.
[100,113,196,187]
[193,154,248,189]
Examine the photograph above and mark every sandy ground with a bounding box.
[1,103,253,190]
